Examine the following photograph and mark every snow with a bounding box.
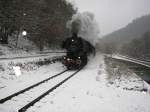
[0,104,17,112]
[0,51,150,112]
[144,81,150,94]
[0,62,64,99]
[0,45,65,91]
[34,53,150,112]
[13,66,22,77]
[0,45,65,59]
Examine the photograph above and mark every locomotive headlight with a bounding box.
[63,57,66,59]
[72,39,74,42]
[67,58,70,61]
[78,56,81,59]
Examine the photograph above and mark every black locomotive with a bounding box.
[62,33,95,70]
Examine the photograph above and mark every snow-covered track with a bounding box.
[0,67,83,112]
[0,54,64,61]
[0,70,68,104]
[19,68,82,112]
[36,51,67,54]
[0,54,49,61]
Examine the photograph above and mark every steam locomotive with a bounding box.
[62,33,95,70]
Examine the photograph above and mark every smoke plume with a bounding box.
[67,12,100,46]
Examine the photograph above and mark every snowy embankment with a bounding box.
[109,54,150,92]
[0,45,65,90]
[0,45,64,60]
[0,52,150,112]
[0,54,63,89]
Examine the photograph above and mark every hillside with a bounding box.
[102,14,150,44]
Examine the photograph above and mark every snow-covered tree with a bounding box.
[0,0,76,50]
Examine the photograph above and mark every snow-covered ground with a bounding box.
[0,45,65,89]
[0,52,150,112]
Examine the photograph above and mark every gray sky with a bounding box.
[68,0,150,36]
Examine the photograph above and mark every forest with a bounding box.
[0,0,76,50]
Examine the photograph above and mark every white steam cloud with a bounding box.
[67,12,100,46]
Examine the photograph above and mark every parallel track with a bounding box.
[19,68,82,112]
[0,68,83,112]
[0,70,67,104]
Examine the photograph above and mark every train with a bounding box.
[62,33,95,70]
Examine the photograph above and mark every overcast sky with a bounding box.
[68,0,150,36]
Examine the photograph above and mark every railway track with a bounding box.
[0,52,66,61]
[0,70,67,103]
[0,68,82,112]
[117,55,150,68]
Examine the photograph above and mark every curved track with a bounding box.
[117,55,150,68]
